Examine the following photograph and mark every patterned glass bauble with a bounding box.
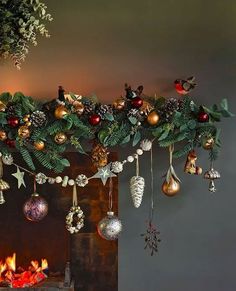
[97,211,122,240]
[23,193,48,222]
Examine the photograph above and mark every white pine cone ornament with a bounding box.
[130,176,145,208]
[75,174,89,187]
[2,154,14,165]
[35,173,47,184]
[111,161,123,173]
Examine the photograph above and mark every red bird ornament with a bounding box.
[174,76,196,95]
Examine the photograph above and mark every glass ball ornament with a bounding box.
[23,193,48,222]
[97,211,122,241]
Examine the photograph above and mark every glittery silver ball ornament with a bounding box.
[97,211,122,240]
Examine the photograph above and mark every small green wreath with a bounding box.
[66,205,85,234]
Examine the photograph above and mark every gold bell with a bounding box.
[0,179,10,204]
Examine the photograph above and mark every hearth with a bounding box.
[0,253,74,290]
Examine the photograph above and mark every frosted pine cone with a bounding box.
[140,139,152,151]
[2,154,14,165]
[130,176,145,208]
[96,104,113,120]
[36,173,47,184]
[111,161,123,173]
[31,110,47,127]
[75,174,89,187]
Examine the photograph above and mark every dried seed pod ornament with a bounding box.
[184,150,202,175]
[130,155,145,208]
[204,163,221,193]
[162,145,181,197]
[91,142,109,170]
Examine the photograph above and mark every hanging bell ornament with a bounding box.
[23,193,48,221]
[97,211,123,240]
[184,150,202,175]
[0,180,10,204]
[162,175,180,196]
[54,132,67,144]
[204,167,221,192]
[18,125,30,139]
[54,105,69,119]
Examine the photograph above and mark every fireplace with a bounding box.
[0,153,118,291]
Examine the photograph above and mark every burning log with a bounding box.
[0,253,48,288]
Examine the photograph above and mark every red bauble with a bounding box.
[198,111,209,123]
[7,117,19,127]
[131,97,143,108]
[89,114,101,126]
[5,139,15,148]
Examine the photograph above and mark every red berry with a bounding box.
[89,114,101,126]
[7,117,19,127]
[198,111,209,122]
[131,97,143,108]
[5,138,15,148]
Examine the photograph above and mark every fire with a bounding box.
[0,253,48,288]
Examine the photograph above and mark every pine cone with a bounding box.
[127,108,142,120]
[83,100,95,115]
[130,176,145,208]
[96,104,113,119]
[162,98,181,122]
[6,102,16,117]
[31,110,47,127]
[91,142,109,169]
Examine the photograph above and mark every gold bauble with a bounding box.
[0,102,6,112]
[18,126,30,138]
[23,115,30,122]
[0,130,7,141]
[74,102,84,116]
[54,105,69,119]
[203,137,215,150]
[25,121,32,127]
[147,111,160,126]
[162,177,180,196]
[34,140,45,151]
[113,98,126,110]
[54,132,67,144]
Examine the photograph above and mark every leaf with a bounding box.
[187,120,196,129]
[173,143,193,158]
[121,135,131,145]
[220,98,228,111]
[60,158,70,167]
[128,116,137,125]
[158,128,170,141]
[132,131,141,146]
[19,147,36,171]
[104,112,114,121]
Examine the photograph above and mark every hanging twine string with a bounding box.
[136,155,140,176]
[108,177,113,212]
[149,144,154,224]
[33,176,37,193]
[0,157,3,178]
[13,163,35,176]
[169,144,174,166]
[72,184,78,206]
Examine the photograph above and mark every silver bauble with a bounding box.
[97,211,122,240]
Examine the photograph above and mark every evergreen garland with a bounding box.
[0,85,233,173]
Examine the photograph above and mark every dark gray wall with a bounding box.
[1,1,236,290]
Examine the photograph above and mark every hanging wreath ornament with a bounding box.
[0,0,53,69]
[66,184,85,234]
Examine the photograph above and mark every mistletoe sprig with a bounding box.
[0,0,53,69]
[0,81,233,173]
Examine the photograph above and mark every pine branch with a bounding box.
[19,146,36,171]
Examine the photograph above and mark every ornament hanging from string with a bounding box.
[97,177,122,240]
[162,145,181,197]
[0,156,10,205]
[141,142,161,256]
[130,155,145,208]
[23,177,48,222]
[204,157,221,193]
[66,184,85,234]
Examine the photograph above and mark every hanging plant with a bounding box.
[0,0,53,69]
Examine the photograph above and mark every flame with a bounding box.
[31,260,39,271]
[6,253,16,272]
[41,259,48,271]
[0,253,48,287]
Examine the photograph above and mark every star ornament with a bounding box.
[91,163,117,185]
[12,167,26,189]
